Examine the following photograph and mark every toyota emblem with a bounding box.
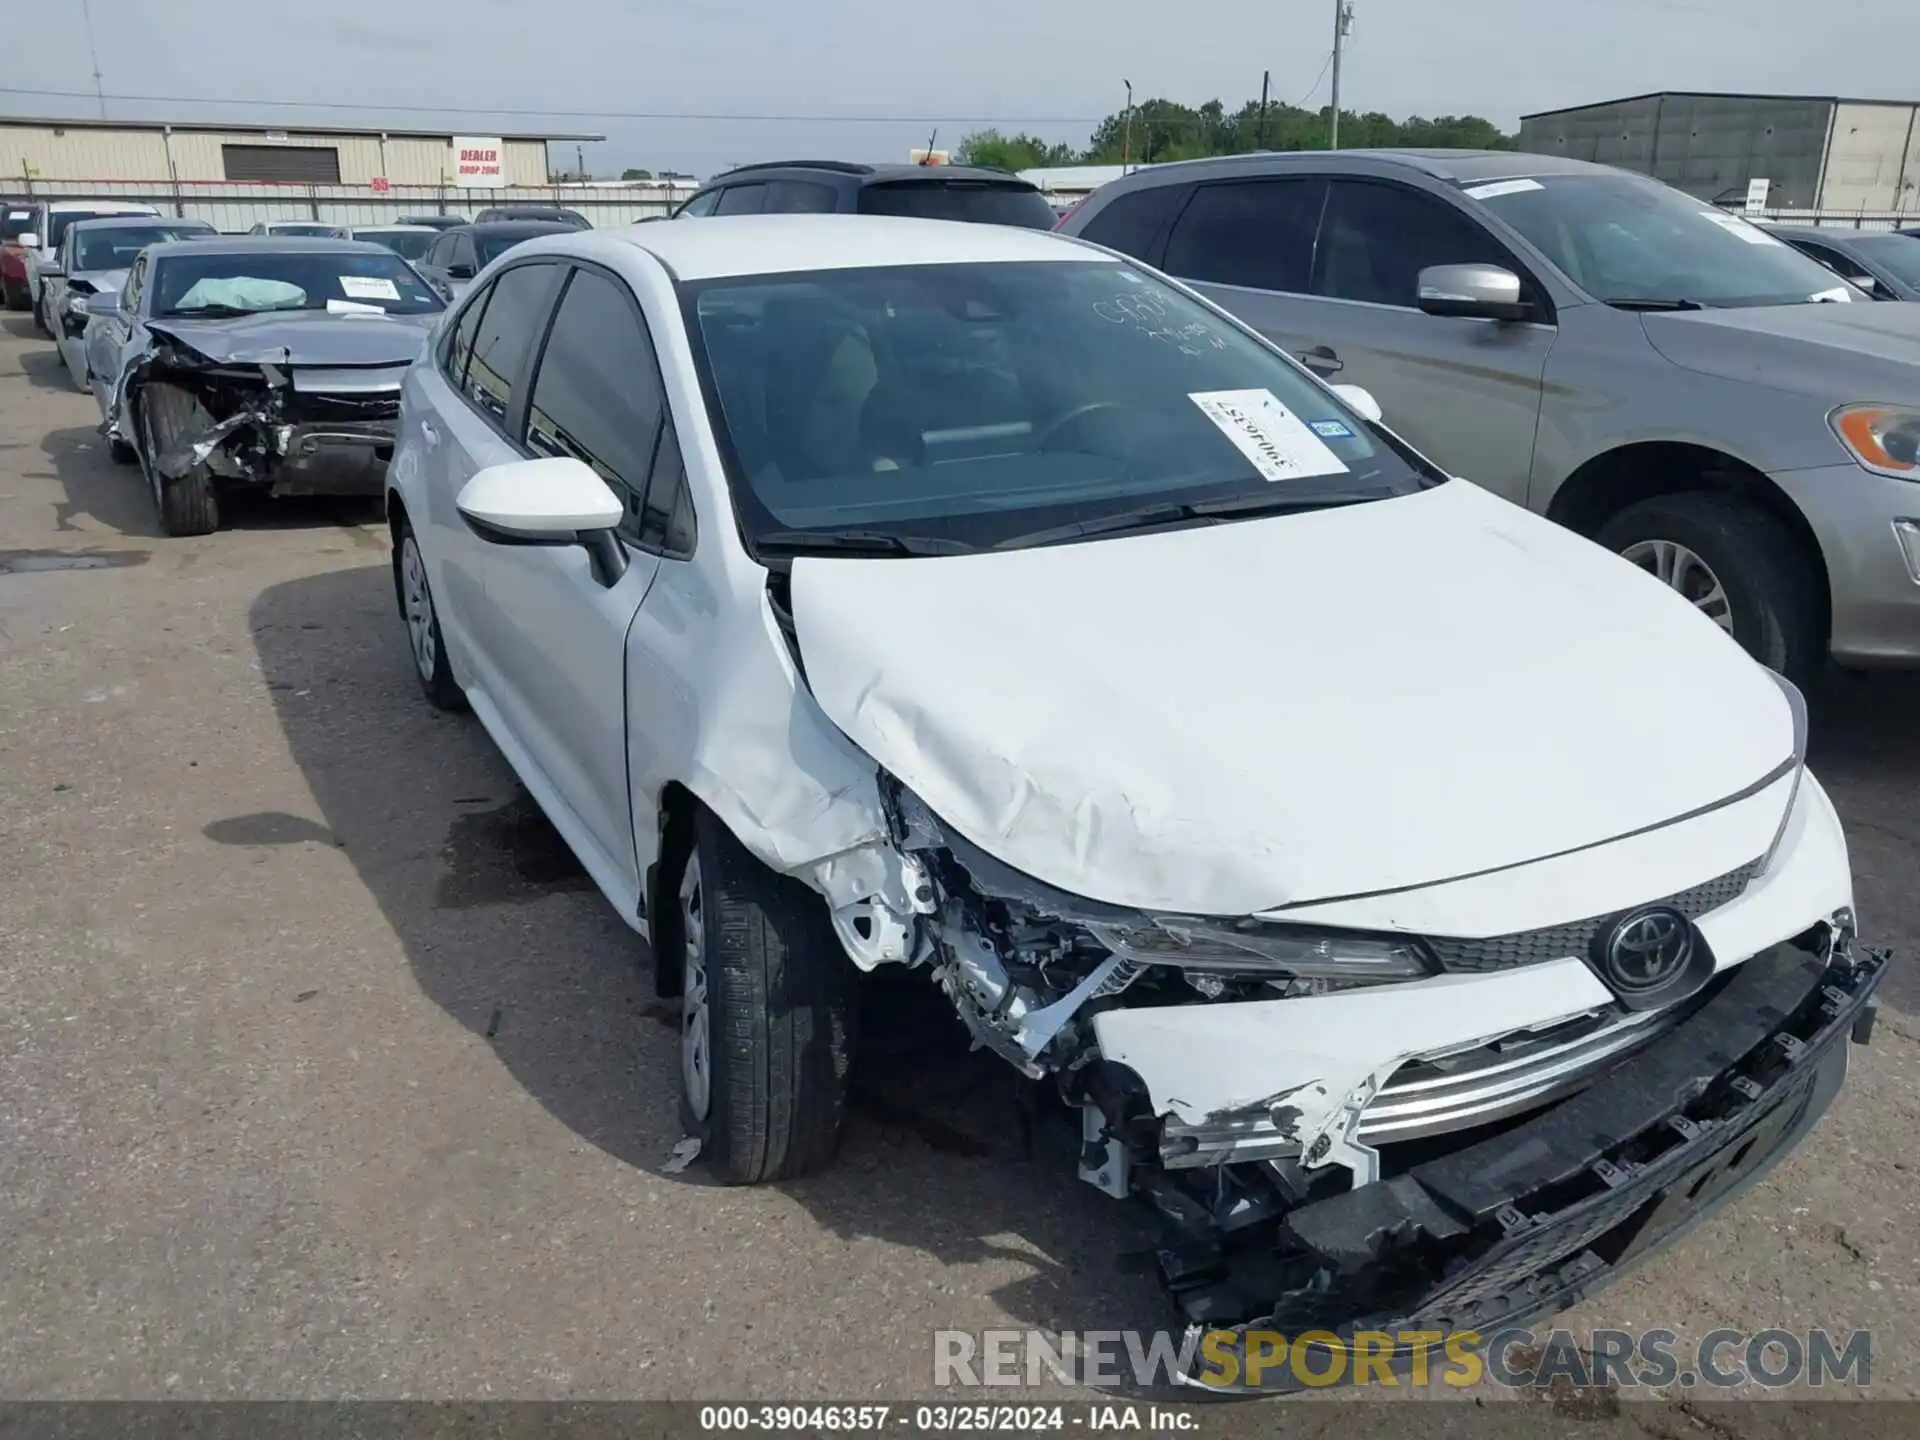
[1600,905,1694,994]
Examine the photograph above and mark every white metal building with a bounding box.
[1,116,594,189]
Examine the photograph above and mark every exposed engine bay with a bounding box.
[124,328,404,495]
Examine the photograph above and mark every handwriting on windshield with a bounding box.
[1092,291,1228,356]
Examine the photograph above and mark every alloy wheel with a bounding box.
[1620,539,1735,634]
[679,852,711,1123]
[400,537,437,685]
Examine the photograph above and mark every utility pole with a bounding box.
[1122,79,1135,172]
[1329,0,1354,150]
[1258,69,1271,150]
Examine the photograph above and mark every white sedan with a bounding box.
[383,214,1880,1355]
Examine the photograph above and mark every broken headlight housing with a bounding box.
[1089,917,1434,982]
[1830,403,1920,480]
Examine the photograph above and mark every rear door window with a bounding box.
[714,184,768,216]
[442,282,491,389]
[675,190,722,218]
[856,181,1057,229]
[1162,178,1325,294]
[462,263,562,430]
[1075,184,1190,263]
[764,180,839,213]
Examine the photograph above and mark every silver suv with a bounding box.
[1060,150,1920,683]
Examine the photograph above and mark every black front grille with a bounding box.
[1425,860,1761,974]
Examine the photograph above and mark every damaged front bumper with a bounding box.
[1166,937,1883,1389]
[128,334,408,497]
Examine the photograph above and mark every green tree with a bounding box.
[620,167,654,181]
[954,129,1078,171]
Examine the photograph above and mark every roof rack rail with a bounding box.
[713,160,875,178]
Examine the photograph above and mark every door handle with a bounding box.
[419,419,440,449]
[1297,345,1344,376]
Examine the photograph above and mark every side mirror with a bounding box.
[1329,384,1382,423]
[17,232,40,250]
[446,262,475,280]
[457,457,629,586]
[40,261,65,278]
[81,290,122,317]
[1417,263,1532,322]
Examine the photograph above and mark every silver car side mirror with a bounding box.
[1417,264,1531,322]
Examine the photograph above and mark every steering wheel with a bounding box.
[1035,400,1128,449]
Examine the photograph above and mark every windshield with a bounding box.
[1474,174,1857,308]
[355,229,435,260]
[74,225,210,271]
[270,223,347,237]
[50,210,151,248]
[153,250,444,316]
[1853,234,1920,289]
[857,181,1058,230]
[2,208,37,242]
[683,260,1428,555]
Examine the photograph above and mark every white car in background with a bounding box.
[382,215,1881,1370]
[21,199,161,332]
[41,214,217,389]
[244,220,348,239]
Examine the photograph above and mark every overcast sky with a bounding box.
[2,0,1911,178]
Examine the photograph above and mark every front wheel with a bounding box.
[1597,492,1824,688]
[136,387,219,537]
[392,521,466,711]
[670,807,857,1184]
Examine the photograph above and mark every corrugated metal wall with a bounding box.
[1819,102,1920,209]
[2,125,550,186]
[1520,94,1833,207]
[4,178,697,230]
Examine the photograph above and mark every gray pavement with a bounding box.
[1,311,1915,1417]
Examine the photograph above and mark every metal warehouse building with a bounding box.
[1518,91,1920,212]
[1,116,587,188]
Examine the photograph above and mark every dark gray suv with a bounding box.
[1060,149,1920,683]
[673,161,1058,229]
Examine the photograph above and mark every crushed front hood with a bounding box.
[790,482,1795,916]
[145,309,436,368]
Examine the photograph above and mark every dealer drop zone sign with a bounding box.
[453,137,507,188]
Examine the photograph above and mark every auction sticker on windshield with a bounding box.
[1189,389,1349,482]
[340,275,401,301]
[1465,178,1544,201]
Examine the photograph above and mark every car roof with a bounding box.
[458,219,580,236]
[349,223,436,232]
[45,199,162,214]
[541,213,1103,281]
[1114,148,1617,186]
[66,214,213,232]
[141,236,402,260]
[705,160,1037,188]
[1766,225,1862,243]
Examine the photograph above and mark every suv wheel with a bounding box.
[136,388,220,537]
[1596,492,1823,687]
[669,806,857,1183]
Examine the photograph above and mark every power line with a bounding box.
[1294,52,1335,109]
[0,85,1110,127]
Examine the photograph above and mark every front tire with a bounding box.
[1597,491,1823,687]
[671,807,857,1184]
[31,288,50,334]
[136,387,219,537]
[392,521,466,711]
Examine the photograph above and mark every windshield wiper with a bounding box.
[1607,297,1707,311]
[993,490,1377,550]
[754,529,973,557]
[160,303,261,319]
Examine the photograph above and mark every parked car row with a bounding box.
[2,161,1896,1376]
[1052,151,1920,686]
